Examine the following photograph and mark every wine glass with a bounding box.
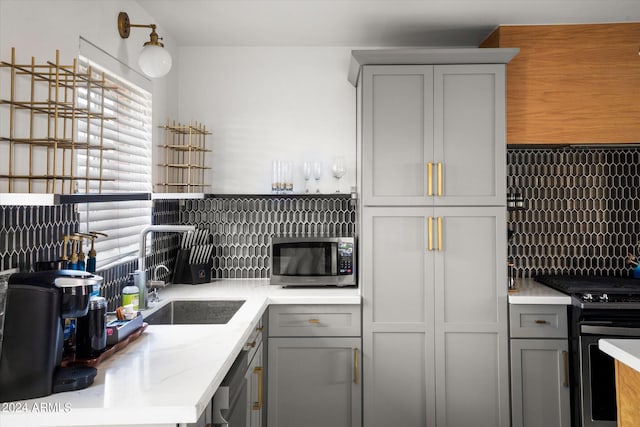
[331,157,347,193]
[302,162,312,193]
[312,161,323,193]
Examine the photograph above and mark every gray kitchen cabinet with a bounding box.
[361,206,509,427]
[267,305,361,427]
[361,64,506,207]
[354,49,515,427]
[510,305,570,427]
[247,344,264,427]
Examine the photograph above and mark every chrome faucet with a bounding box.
[148,264,170,304]
[138,225,195,309]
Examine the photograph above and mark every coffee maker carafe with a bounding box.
[0,270,103,402]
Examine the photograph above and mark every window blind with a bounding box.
[76,56,152,270]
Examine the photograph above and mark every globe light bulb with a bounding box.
[138,44,172,78]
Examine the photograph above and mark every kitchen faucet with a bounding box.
[148,264,170,304]
[138,225,195,309]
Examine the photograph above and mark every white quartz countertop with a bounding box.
[0,280,360,427]
[599,339,640,373]
[508,278,571,305]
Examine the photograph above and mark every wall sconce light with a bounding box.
[117,11,172,78]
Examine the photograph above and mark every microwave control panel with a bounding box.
[338,241,354,275]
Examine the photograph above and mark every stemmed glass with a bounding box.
[331,157,346,193]
[312,161,323,193]
[302,162,312,193]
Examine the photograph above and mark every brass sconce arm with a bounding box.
[117,12,164,47]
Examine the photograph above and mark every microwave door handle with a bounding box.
[332,242,338,275]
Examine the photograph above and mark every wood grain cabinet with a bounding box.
[615,360,640,427]
[480,23,640,145]
[267,305,361,427]
[509,304,571,427]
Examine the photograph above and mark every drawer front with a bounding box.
[510,305,568,338]
[268,305,361,337]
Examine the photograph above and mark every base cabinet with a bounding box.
[509,305,570,427]
[247,344,264,427]
[267,305,362,427]
[510,340,570,427]
[209,318,264,427]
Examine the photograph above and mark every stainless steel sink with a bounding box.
[144,300,245,325]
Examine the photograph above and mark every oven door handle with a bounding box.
[581,324,640,336]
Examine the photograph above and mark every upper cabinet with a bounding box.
[480,23,640,145]
[354,49,516,206]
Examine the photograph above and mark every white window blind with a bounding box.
[76,56,152,270]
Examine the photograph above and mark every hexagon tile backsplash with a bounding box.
[0,204,77,272]
[508,147,640,279]
[3,148,639,294]
[181,195,357,279]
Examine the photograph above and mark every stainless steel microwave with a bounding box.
[270,236,356,287]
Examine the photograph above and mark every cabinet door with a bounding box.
[511,339,571,427]
[267,337,361,427]
[433,65,506,206]
[247,344,263,427]
[361,65,435,206]
[433,206,510,427]
[361,208,436,427]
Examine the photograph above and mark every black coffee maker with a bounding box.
[0,270,103,402]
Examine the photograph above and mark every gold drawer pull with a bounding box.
[253,366,263,410]
[535,319,550,325]
[428,217,434,251]
[437,217,443,252]
[437,162,443,196]
[308,318,321,324]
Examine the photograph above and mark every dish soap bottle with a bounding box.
[121,273,139,310]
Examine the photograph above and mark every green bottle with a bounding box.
[121,273,140,310]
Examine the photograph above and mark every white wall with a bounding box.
[0,0,177,192]
[0,0,358,196]
[177,46,356,194]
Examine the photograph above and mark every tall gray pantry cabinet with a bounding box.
[352,48,518,427]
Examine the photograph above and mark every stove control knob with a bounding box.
[584,293,593,301]
[600,293,609,302]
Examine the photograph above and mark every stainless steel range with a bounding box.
[535,275,640,427]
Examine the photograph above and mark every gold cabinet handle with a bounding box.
[246,341,257,348]
[427,162,433,196]
[428,217,434,251]
[308,318,321,324]
[562,351,569,387]
[354,348,359,385]
[437,162,443,196]
[437,217,443,252]
[253,366,263,410]
[535,319,549,325]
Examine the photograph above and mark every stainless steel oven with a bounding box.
[578,322,640,426]
[535,275,640,427]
